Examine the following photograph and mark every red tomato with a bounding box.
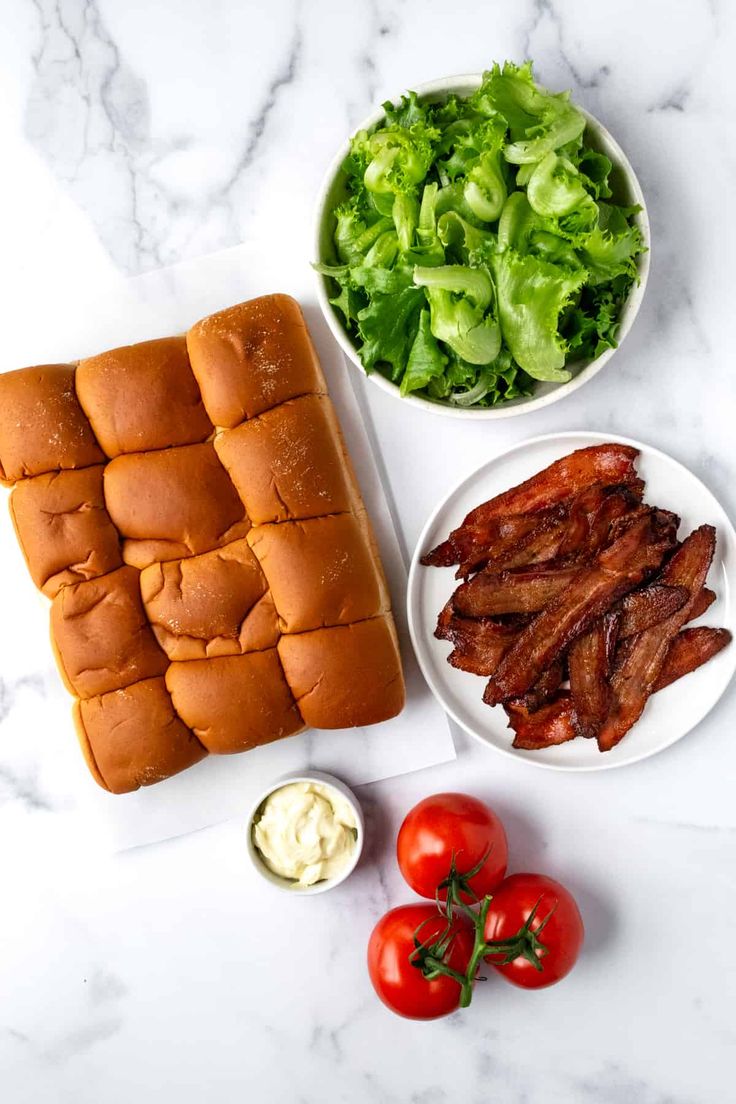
[367,904,475,1019]
[483,873,584,989]
[397,793,508,901]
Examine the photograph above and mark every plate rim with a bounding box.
[406,430,736,772]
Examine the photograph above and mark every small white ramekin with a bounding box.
[245,769,365,895]
[314,72,650,420]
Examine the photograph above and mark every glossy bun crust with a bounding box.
[0,295,404,794]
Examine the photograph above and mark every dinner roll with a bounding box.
[166,651,304,754]
[140,538,279,660]
[0,364,104,484]
[186,294,326,427]
[51,565,168,698]
[76,337,212,457]
[277,615,405,729]
[9,465,122,597]
[214,393,358,524]
[103,442,250,568]
[247,512,389,634]
[74,677,207,794]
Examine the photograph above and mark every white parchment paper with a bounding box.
[0,243,455,850]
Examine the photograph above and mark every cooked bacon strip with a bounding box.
[435,598,456,641]
[456,505,569,579]
[422,444,640,567]
[598,526,716,751]
[506,693,578,750]
[557,481,644,560]
[463,445,640,528]
[517,658,565,713]
[447,619,520,676]
[455,480,644,578]
[689,587,716,622]
[618,584,689,638]
[568,611,620,739]
[483,510,678,706]
[652,627,732,691]
[454,564,581,618]
[508,622,730,750]
[424,512,550,570]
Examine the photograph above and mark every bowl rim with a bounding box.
[313,71,651,420]
[245,769,365,895]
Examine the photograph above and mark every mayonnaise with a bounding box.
[252,781,358,887]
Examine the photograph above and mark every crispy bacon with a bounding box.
[454,481,644,579]
[507,620,730,750]
[506,693,578,750]
[455,505,568,579]
[454,564,581,618]
[517,658,566,713]
[463,444,640,528]
[618,584,689,638]
[568,611,620,739]
[424,512,547,570]
[447,619,520,676]
[598,526,716,751]
[557,481,644,560]
[422,444,640,567]
[434,598,456,641]
[652,626,732,691]
[689,587,716,622]
[484,510,678,707]
[428,445,729,755]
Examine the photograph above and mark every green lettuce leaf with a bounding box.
[357,286,425,379]
[527,151,591,217]
[492,249,586,380]
[334,202,392,264]
[470,61,585,164]
[414,264,501,364]
[563,273,634,359]
[576,203,644,285]
[401,308,448,395]
[329,283,366,327]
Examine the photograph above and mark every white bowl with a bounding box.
[314,73,650,420]
[245,769,365,894]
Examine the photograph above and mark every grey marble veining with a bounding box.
[1,1,736,1102]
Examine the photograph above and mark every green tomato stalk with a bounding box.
[409,851,555,1010]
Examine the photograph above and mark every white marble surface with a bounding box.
[1,1,735,1101]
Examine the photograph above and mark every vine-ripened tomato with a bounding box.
[397,793,508,901]
[367,904,475,1020]
[483,873,584,989]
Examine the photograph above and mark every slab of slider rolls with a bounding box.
[0,295,405,794]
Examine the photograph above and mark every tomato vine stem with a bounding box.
[410,852,554,1010]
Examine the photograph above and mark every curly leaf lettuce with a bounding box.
[316,58,646,407]
[401,308,448,395]
[492,250,586,381]
[357,286,425,380]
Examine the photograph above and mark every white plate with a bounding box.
[407,432,736,771]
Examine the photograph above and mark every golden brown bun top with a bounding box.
[140,538,267,641]
[103,442,249,560]
[76,337,213,457]
[75,678,206,794]
[247,513,389,634]
[166,651,305,755]
[186,294,326,427]
[0,364,104,484]
[214,393,357,526]
[9,465,122,597]
[51,564,169,699]
[277,615,405,730]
